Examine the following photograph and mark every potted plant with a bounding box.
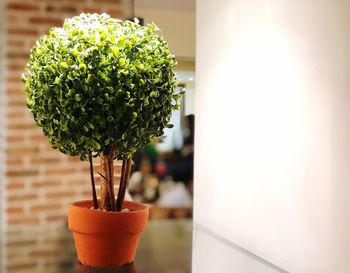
[22,13,182,267]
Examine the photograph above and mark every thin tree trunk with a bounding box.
[99,147,116,211]
[116,159,126,208]
[116,157,133,211]
[88,152,98,209]
[107,146,116,211]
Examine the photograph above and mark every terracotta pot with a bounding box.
[68,200,149,268]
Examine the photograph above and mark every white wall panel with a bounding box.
[195,1,350,272]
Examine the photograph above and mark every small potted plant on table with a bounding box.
[22,13,182,268]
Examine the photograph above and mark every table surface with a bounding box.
[2,219,287,273]
[1,219,192,273]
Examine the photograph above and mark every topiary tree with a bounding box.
[22,13,182,211]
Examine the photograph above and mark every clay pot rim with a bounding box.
[72,200,149,215]
[69,200,149,234]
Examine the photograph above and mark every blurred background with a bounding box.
[0,0,195,272]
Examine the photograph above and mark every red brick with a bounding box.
[6,112,25,119]
[30,250,60,257]
[6,238,36,247]
[7,135,25,143]
[31,204,62,212]
[7,63,25,71]
[6,207,24,213]
[7,3,39,11]
[6,182,25,190]
[7,40,24,47]
[7,123,35,130]
[8,193,38,202]
[7,146,39,154]
[46,5,77,13]
[7,28,39,36]
[82,7,102,14]
[7,52,29,59]
[46,191,76,199]
[31,157,60,164]
[32,180,61,188]
[7,217,39,225]
[7,100,26,107]
[6,169,38,177]
[6,76,22,83]
[30,17,63,26]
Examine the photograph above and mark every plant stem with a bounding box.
[108,146,116,211]
[100,146,116,211]
[88,151,98,209]
[116,159,126,211]
[116,157,133,211]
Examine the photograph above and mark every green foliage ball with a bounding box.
[22,13,182,160]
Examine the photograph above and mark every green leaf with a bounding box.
[111,46,119,57]
[79,63,87,72]
[60,62,69,70]
[88,122,94,129]
[92,140,101,150]
[54,77,61,85]
[75,94,81,101]
[119,58,126,66]
[72,49,79,58]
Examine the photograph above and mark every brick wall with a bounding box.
[3,0,124,231]
[1,1,7,272]
[1,0,7,232]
